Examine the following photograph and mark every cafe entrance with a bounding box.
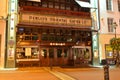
[40,47,69,66]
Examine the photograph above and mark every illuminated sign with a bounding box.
[20,12,92,27]
[50,43,66,46]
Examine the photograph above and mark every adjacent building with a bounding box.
[99,0,120,65]
[92,0,120,65]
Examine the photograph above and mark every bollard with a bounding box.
[104,65,109,80]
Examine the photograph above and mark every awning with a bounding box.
[75,0,92,8]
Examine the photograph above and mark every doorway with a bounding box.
[40,47,69,66]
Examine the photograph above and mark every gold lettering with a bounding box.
[23,14,91,27]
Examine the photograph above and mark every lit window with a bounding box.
[55,3,59,9]
[60,4,65,10]
[49,2,53,8]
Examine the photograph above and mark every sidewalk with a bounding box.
[0,67,76,80]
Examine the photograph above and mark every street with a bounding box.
[0,66,120,80]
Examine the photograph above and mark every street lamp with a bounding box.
[112,22,118,38]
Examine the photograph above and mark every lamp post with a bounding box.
[112,22,118,38]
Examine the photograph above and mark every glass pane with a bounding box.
[25,36,31,40]
[49,48,54,58]
[55,3,59,9]
[57,49,62,58]
[33,2,39,6]
[42,2,47,7]
[64,49,68,57]
[42,49,47,58]
[60,4,65,10]
[66,5,70,10]
[32,35,38,40]
[49,2,53,8]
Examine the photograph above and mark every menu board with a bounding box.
[25,48,31,56]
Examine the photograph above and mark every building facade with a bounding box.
[93,0,120,65]
[0,0,8,68]
[0,0,96,68]
[16,0,93,67]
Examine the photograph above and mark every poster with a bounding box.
[25,48,31,56]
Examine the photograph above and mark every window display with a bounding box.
[16,47,39,59]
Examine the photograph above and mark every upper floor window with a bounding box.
[107,18,114,32]
[49,2,54,8]
[118,0,120,11]
[106,0,113,11]
[42,1,47,7]
[119,19,120,26]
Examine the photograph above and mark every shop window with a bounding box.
[32,35,38,40]
[25,36,31,40]
[41,34,48,41]
[49,36,55,41]
[16,47,39,59]
[67,37,72,42]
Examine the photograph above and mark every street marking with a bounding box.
[43,67,76,80]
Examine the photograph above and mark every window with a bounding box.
[26,2,33,6]
[60,4,65,10]
[57,49,62,58]
[66,4,70,10]
[106,0,112,11]
[119,19,120,26]
[42,1,47,7]
[118,0,120,11]
[49,2,53,8]
[33,2,39,6]
[55,3,59,9]
[42,49,47,58]
[16,47,39,59]
[107,18,114,32]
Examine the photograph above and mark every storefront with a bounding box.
[16,0,93,67]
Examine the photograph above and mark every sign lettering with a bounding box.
[20,12,92,27]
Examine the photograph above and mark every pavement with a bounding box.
[0,65,118,80]
[0,67,77,80]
